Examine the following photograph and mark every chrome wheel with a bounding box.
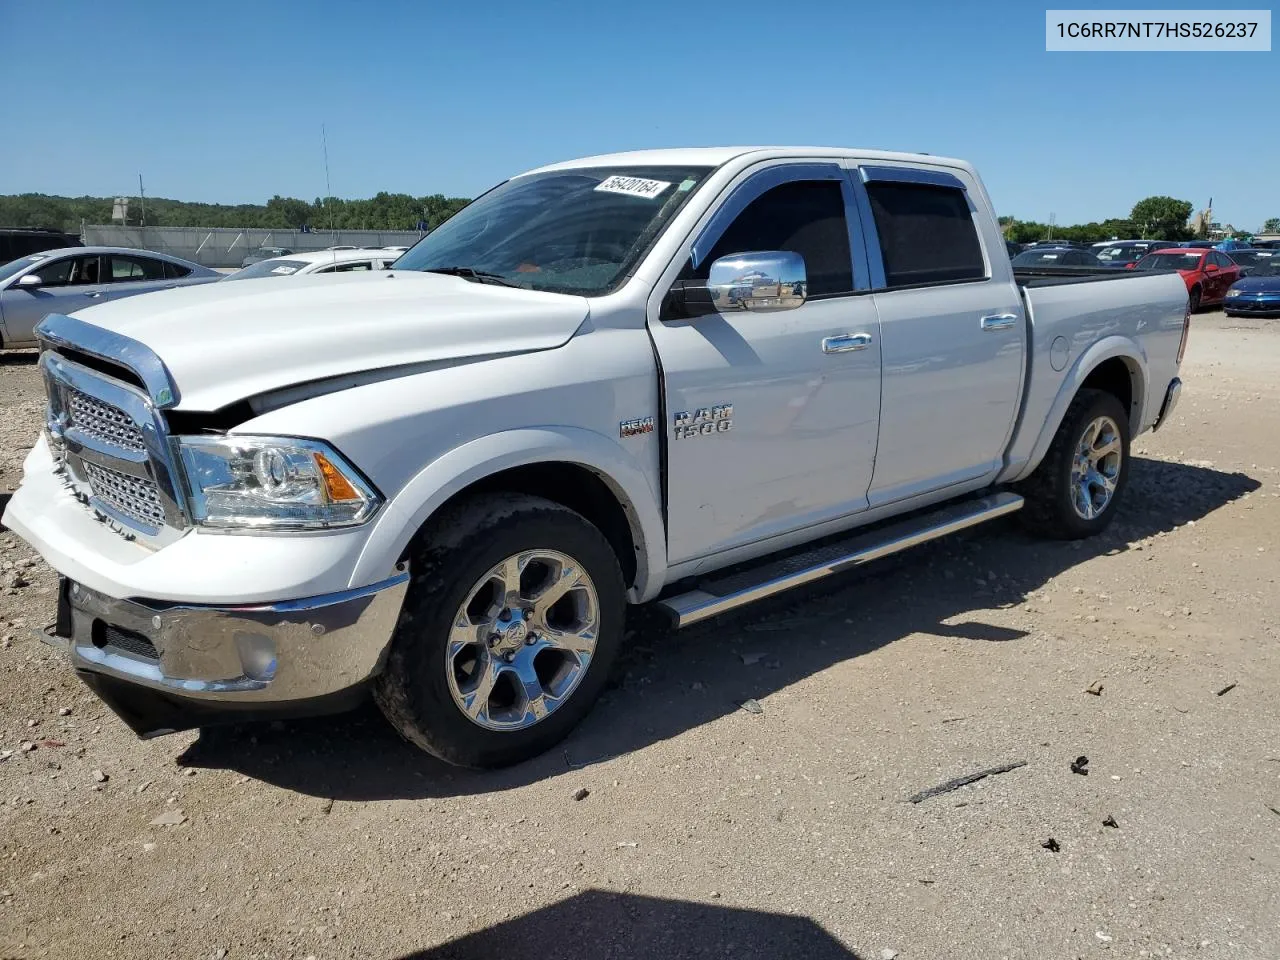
[444,549,600,731]
[1070,415,1122,520]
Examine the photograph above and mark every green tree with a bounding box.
[1263,217,1280,233]
[1130,196,1193,241]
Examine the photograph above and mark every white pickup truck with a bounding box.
[3,147,1189,768]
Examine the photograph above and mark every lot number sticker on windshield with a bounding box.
[595,176,671,200]
[270,265,299,274]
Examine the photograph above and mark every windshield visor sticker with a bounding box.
[594,175,671,200]
[673,404,733,439]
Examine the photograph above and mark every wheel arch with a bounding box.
[1017,337,1148,482]
[349,427,667,603]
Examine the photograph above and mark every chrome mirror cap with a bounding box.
[707,251,807,313]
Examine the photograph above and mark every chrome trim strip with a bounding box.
[658,492,1024,628]
[35,313,181,409]
[64,570,410,701]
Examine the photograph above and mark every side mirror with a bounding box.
[707,251,807,313]
[16,274,43,289]
[1204,262,1219,272]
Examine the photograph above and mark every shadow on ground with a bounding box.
[0,349,38,366]
[398,890,862,960]
[179,457,1260,799]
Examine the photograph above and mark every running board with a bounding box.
[657,492,1024,628]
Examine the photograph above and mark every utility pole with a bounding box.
[138,174,147,227]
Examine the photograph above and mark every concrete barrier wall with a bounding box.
[82,225,426,268]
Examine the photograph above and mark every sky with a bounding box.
[1,0,1276,230]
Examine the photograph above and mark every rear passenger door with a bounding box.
[849,164,1025,507]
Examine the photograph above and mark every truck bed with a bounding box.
[1015,266,1180,288]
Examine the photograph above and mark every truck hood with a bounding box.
[69,271,590,410]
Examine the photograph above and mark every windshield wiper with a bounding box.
[421,266,519,287]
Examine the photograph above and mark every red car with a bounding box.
[1129,247,1241,311]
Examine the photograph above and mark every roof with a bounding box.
[523,146,970,175]
[268,249,398,265]
[27,245,198,259]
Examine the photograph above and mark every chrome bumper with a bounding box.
[48,570,408,734]
[1154,377,1182,431]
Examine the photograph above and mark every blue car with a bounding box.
[1223,256,1280,317]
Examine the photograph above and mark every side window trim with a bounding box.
[689,162,871,292]
[848,165,991,292]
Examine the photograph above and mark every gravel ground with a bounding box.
[2,312,1279,960]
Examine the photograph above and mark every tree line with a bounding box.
[0,192,473,234]
[1003,197,1279,244]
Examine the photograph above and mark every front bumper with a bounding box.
[1223,296,1280,316]
[46,571,408,737]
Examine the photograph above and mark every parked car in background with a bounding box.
[1,146,1189,767]
[0,247,220,348]
[222,248,401,281]
[1094,240,1166,268]
[1004,239,1021,260]
[383,245,411,253]
[1028,239,1090,249]
[240,246,295,268]
[1227,248,1277,275]
[1133,247,1241,310]
[1223,255,1280,317]
[1011,246,1103,267]
[0,228,82,265]
[1213,238,1251,252]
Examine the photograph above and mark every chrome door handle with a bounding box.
[980,313,1017,331]
[822,332,873,354]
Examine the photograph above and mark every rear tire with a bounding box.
[373,493,625,768]
[1018,388,1130,540]
[1188,286,1202,312]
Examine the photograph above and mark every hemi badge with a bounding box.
[620,416,655,438]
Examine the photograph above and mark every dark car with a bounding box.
[0,228,82,265]
[1223,255,1280,317]
[1227,248,1278,275]
[1011,246,1103,268]
[1028,239,1091,250]
[240,246,295,268]
[1005,239,1021,259]
[1093,240,1167,268]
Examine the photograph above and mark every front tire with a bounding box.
[373,494,625,768]
[1188,286,1202,312]
[1019,388,1130,540]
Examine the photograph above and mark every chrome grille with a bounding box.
[67,390,147,454]
[81,461,166,529]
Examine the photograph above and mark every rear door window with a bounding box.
[864,182,986,288]
[105,255,166,282]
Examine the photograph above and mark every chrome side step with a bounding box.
[657,492,1024,628]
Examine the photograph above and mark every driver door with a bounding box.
[2,254,105,346]
[647,164,883,565]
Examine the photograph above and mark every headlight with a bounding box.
[177,435,381,530]
[1225,287,1242,297]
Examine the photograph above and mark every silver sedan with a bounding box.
[0,246,220,348]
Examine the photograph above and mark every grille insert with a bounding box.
[92,621,159,661]
[82,461,165,529]
[67,390,147,454]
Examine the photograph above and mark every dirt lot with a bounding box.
[2,312,1279,960]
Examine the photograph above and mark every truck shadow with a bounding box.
[394,889,864,959]
[179,457,1259,799]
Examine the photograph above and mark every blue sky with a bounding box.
[1,0,1276,229]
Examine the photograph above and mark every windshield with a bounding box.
[1138,252,1203,270]
[1012,250,1072,265]
[1242,258,1280,277]
[223,259,310,280]
[1095,245,1146,262]
[391,165,713,295]
[0,254,48,284]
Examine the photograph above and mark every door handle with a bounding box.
[980,313,1017,331]
[822,333,873,354]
